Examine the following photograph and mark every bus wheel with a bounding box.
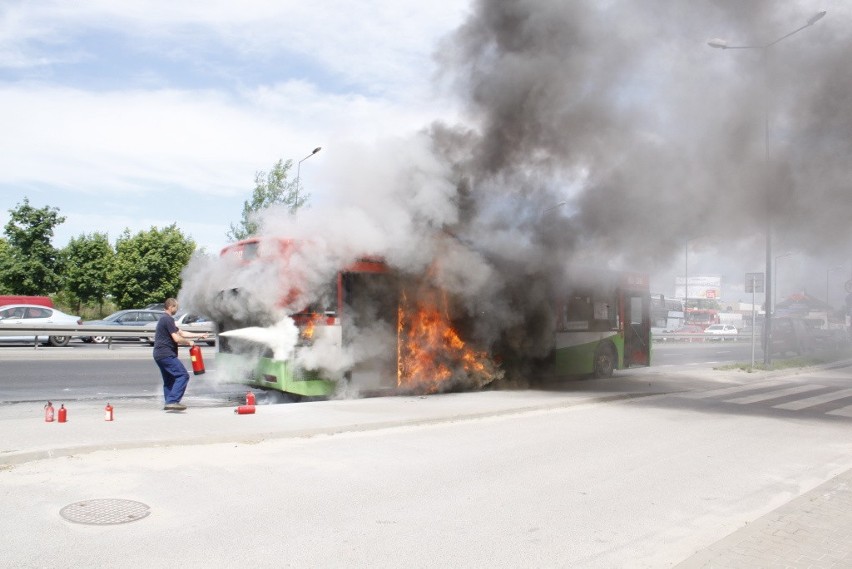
[593,344,616,379]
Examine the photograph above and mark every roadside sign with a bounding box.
[745,272,764,293]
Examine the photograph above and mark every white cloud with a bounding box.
[0,81,448,197]
[0,1,469,96]
[0,0,469,251]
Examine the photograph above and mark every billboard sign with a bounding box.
[675,275,722,300]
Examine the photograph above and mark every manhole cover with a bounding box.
[59,499,150,525]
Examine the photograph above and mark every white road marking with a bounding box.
[678,379,791,400]
[773,388,852,411]
[725,384,827,405]
[827,405,852,418]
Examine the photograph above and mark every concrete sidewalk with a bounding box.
[675,467,852,568]
[1,383,675,466]
[3,361,848,467]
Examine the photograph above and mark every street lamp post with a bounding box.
[294,146,322,213]
[684,240,689,316]
[827,265,844,308]
[683,237,699,320]
[708,10,826,365]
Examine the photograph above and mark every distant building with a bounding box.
[651,294,683,331]
[776,291,842,330]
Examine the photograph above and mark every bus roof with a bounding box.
[221,237,387,274]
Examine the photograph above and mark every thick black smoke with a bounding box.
[419,0,852,378]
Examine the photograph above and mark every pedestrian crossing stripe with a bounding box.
[678,379,790,400]
[827,406,852,418]
[678,381,852,417]
[773,388,852,411]
[725,384,827,405]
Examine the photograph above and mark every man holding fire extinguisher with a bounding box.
[153,298,209,411]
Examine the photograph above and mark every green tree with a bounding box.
[227,158,307,241]
[110,225,195,309]
[60,232,115,312]
[0,198,66,294]
[0,239,10,294]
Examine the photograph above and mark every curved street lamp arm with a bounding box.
[708,10,826,50]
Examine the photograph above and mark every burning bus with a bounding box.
[212,237,498,397]
[209,237,651,399]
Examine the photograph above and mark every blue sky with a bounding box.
[0,0,468,253]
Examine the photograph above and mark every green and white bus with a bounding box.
[213,237,651,397]
[551,270,652,378]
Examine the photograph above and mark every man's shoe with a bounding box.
[164,403,187,411]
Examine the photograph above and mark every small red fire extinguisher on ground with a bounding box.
[58,404,67,423]
[44,401,55,422]
[246,391,256,406]
[189,344,205,375]
[104,402,114,421]
[234,405,256,414]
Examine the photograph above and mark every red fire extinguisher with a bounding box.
[104,402,114,422]
[44,401,55,422]
[246,391,256,406]
[58,404,67,423]
[189,344,206,375]
[234,405,256,414]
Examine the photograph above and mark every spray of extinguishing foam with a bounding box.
[217,317,299,361]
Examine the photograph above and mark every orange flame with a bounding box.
[295,314,318,345]
[396,288,499,393]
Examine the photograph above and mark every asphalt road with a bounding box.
[652,339,756,366]
[0,344,247,405]
[0,341,757,404]
[0,341,730,392]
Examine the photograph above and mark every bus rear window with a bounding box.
[561,293,615,331]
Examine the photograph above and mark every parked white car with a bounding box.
[704,324,738,340]
[0,304,82,347]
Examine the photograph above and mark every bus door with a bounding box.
[623,293,651,367]
[340,271,399,391]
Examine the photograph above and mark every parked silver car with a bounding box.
[175,312,216,346]
[81,309,164,343]
[141,312,215,346]
[0,304,82,347]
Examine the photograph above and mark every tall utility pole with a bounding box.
[708,10,826,365]
[827,265,844,308]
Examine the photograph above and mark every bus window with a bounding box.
[594,300,618,331]
[630,296,643,324]
[593,301,608,321]
[563,295,593,330]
